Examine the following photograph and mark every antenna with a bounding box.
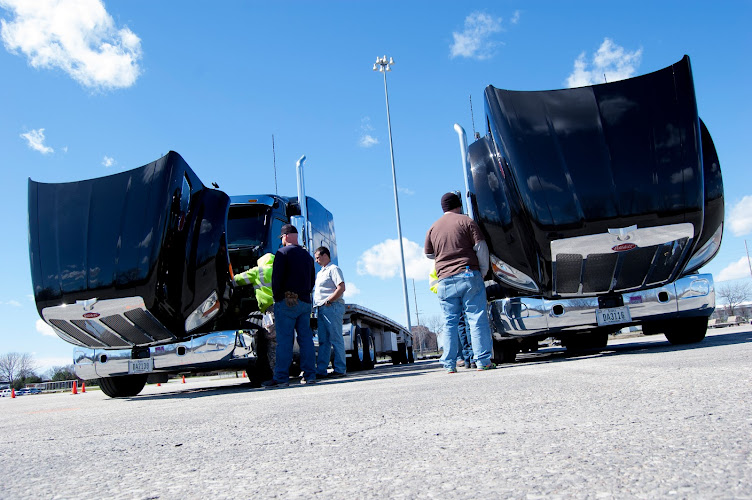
[604,73,608,83]
[469,94,477,139]
[272,134,278,195]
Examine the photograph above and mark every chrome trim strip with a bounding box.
[73,330,255,380]
[489,273,715,337]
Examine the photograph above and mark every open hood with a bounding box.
[470,55,723,296]
[28,152,232,346]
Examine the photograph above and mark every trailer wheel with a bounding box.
[397,342,408,364]
[362,329,375,369]
[98,374,148,398]
[491,339,518,364]
[347,327,364,371]
[664,317,708,345]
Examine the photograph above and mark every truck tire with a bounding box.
[99,374,148,398]
[664,317,708,345]
[361,329,375,369]
[347,327,364,371]
[491,339,518,363]
[397,342,408,364]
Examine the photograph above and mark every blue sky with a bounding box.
[1,0,750,373]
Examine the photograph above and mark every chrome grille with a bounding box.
[551,224,693,296]
[42,297,177,349]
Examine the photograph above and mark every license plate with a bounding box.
[128,358,153,374]
[596,306,631,326]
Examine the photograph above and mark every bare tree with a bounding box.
[717,282,752,317]
[410,325,438,355]
[0,352,37,388]
[425,315,444,337]
[47,364,77,381]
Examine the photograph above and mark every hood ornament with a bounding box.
[608,225,637,241]
[76,298,99,311]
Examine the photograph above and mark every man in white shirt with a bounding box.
[313,246,347,378]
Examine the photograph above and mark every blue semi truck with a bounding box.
[28,155,412,397]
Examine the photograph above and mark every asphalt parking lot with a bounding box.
[1,327,750,499]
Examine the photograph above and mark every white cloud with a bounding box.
[450,11,503,60]
[0,0,142,91]
[717,257,752,282]
[398,186,415,196]
[357,238,434,281]
[343,282,361,299]
[359,134,379,148]
[102,155,115,167]
[1,300,21,307]
[20,128,54,154]
[510,10,521,24]
[566,38,642,88]
[728,196,752,236]
[358,117,379,148]
[36,319,56,337]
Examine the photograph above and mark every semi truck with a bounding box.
[28,155,412,397]
[454,55,723,362]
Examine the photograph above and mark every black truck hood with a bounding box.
[470,55,723,297]
[28,152,232,345]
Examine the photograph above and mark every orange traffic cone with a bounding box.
[182,375,186,383]
[81,382,86,393]
[157,382,161,387]
[242,371,247,378]
[11,388,15,398]
[72,381,78,395]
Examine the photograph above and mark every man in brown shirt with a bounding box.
[425,192,494,372]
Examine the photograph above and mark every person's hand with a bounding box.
[284,291,299,307]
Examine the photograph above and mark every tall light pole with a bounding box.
[373,55,412,333]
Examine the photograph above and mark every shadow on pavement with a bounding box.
[129,360,440,401]
[511,329,752,369]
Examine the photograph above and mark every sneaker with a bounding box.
[446,368,457,374]
[464,361,471,369]
[328,372,346,379]
[261,379,289,388]
[300,378,317,385]
[476,363,496,371]
[315,372,329,379]
[470,362,477,369]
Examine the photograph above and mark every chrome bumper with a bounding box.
[73,330,255,380]
[490,274,715,337]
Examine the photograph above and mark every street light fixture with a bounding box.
[373,55,412,334]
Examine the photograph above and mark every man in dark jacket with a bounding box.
[263,224,317,387]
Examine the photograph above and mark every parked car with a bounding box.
[0,388,13,397]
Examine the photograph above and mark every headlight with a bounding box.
[185,291,220,332]
[684,224,723,274]
[490,254,539,293]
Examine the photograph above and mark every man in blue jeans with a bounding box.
[263,224,317,387]
[313,246,347,379]
[425,192,494,373]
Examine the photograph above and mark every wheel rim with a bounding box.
[356,334,364,362]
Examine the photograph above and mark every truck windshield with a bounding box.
[227,205,271,249]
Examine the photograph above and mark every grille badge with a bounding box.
[612,243,637,252]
